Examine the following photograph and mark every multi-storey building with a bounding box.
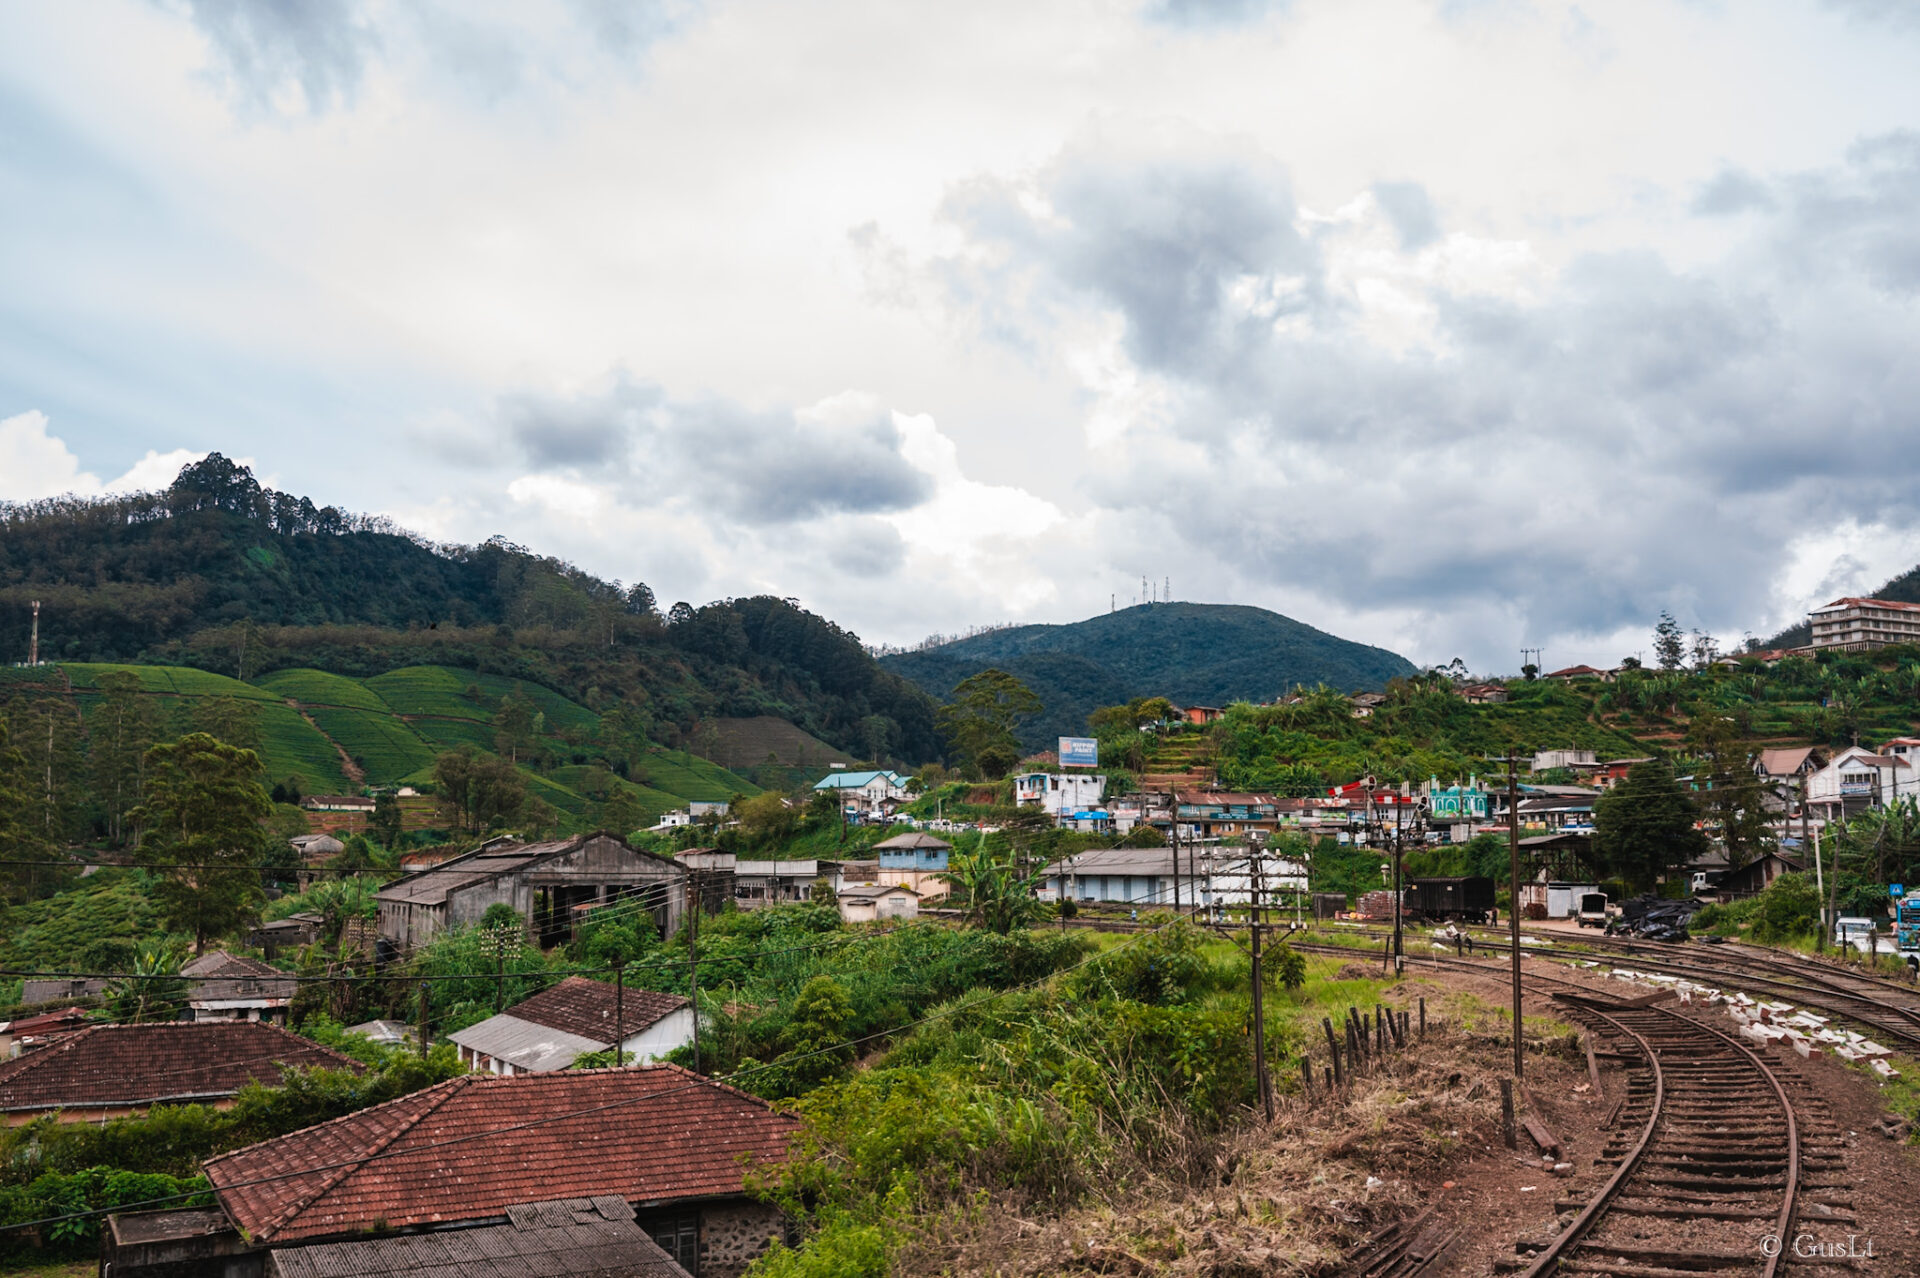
[1808,596,1920,652]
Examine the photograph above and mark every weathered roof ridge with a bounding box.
[246,1074,479,1243]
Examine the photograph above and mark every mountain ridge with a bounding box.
[881,601,1418,749]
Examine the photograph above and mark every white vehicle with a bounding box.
[1576,891,1609,928]
[1833,916,1878,955]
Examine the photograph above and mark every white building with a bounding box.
[1038,846,1306,908]
[1805,745,1915,820]
[449,976,692,1075]
[1013,771,1107,817]
[1532,749,1597,772]
[1809,596,1920,652]
[812,770,911,815]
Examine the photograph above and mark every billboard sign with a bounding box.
[1058,736,1099,768]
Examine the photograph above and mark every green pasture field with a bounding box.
[363,666,597,733]
[255,667,393,711]
[637,748,760,801]
[255,703,352,792]
[546,765,685,824]
[304,705,437,783]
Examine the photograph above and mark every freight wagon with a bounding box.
[1402,876,1495,924]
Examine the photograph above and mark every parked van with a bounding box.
[1833,916,1878,954]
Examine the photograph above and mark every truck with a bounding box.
[1833,916,1878,955]
[1576,891,1609,928]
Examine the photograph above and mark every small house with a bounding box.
[375,833,688,951]
[0,1022,359,1124]
[450,976,693,1075]
[872,832,952,901]
[1012,771,1107,817]
[137,1066,802,1277]
[836,883,920,924]
[811,770,910,816]
[182,952,296,1024]
[245,913,324,959]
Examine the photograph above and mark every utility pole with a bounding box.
[28,600,39,666]
[1804,774,1824,952]
[687,872,702,1073]
[1172,815,1182,913]
[1391,800,1404,973]
[1248,842,1275,1121]
[613,960,626,1067]
[1503,754,1524,1078]
[417,982,430,1060]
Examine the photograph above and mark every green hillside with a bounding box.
[883,602,1418,749]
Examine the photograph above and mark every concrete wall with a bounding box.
[624,1007,695,1063]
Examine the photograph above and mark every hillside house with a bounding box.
[811,770,910,816]
[183,952,297,1024]
[1174,791,1281,839]
[1176,705,1224,725]
[1546,664,1611,682]
[1458,683,1508,705]
[1039,846,1304,908]
[1348,692,1387,717]
[1013,771,1107,817]
[15,978,106,1009]
[1718,851,1806,897]
[1806,746,1915,820]
[451,977,692,1075]
[874,832,952,900]
[1808,596,1920,652]
[0,1006,91,1059]
[375,834,687,950]
[733,859,833,907]
[836,883,920,924]
[1755,746,1826,794]
[0,1023,359,1125]
[245,913,324,959]
[1532,749,1597,772]
[1575,758,1656,790]
[109,1066,801,1278]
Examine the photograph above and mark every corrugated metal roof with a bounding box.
[871,833,951,850]
[1040,847,1179,877]
[265,1196,690,1278]
[374,845,554,907]
[448,1015,604,1072]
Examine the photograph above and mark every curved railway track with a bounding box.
[1504,997,1854,1278]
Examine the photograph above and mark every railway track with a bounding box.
[1501,996,1856,1278]
[1312,923,1920,1055]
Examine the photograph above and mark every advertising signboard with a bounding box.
[1058,737,1099,768]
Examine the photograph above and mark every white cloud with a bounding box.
[0,411,97,501]
[5,0,1920,671]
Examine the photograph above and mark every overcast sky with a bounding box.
[4,0,1920,675]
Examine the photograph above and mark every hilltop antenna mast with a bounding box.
[1520,646,1542,674]
[1165,577,1170,604]
[28,600,39,666]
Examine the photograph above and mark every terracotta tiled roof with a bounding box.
[506,978,688,1042]
[205,1065,800,1245]
[0,1022,363,1114]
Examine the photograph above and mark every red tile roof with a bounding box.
[204,1065,799,1245]
[0,1022,363,1114]
[508,977,688,1041]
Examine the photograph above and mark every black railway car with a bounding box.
[1402,876,1496,924]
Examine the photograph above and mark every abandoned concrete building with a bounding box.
[374,833,688,950]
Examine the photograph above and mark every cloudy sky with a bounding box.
[4,0,1920,674]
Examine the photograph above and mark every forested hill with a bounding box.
[1768,561,1920,648]
[0,456,938,764]
[881,601,1418,749]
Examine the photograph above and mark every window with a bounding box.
[642,1211,701,1272]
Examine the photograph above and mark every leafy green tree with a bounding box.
[92,671,160,847]
[193,696,264,759]
[940,838,1047,934]
[1751,871,1820,943]
[131,733,273,952]
[0,720,51,902]
[432,747,527,833]
[371,790,404,848]
[595,704,651,775]
[1592,760,1707,893]
[105,941,189,1023]
[491,690,544,765]
[1653,611,1685,671]
[936,669,1042,779]
[1683,714,1774,870]
[735,792,798,847]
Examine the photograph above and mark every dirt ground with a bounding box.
[907,952,1920,1276]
